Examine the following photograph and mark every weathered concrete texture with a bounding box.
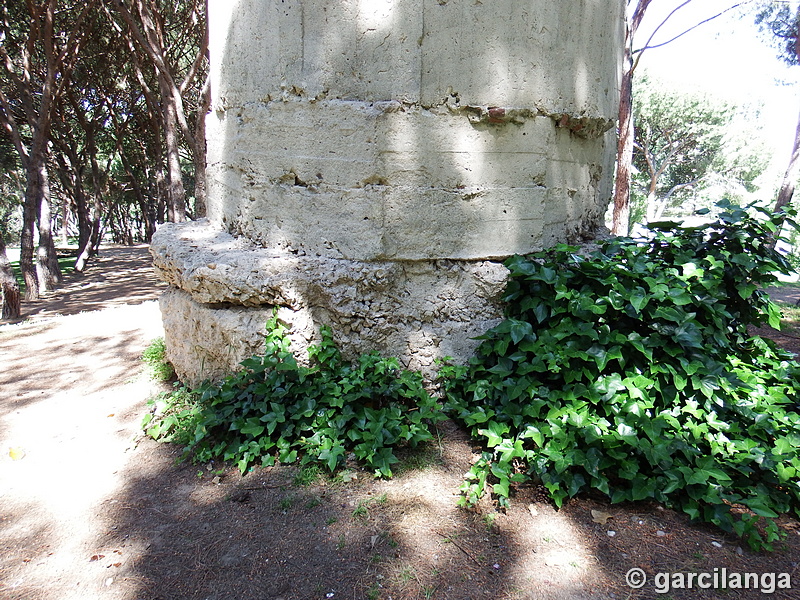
[152,221,507,386]
[158,0,622,385]
[207,100,610,260]
[206,0,622,261]
[209,0,620,114]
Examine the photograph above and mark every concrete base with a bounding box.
[151,220,509,386]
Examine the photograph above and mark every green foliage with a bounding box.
[631,74,769,226]
[442,202,800,552]
[755,3,800,66]
[141,338,175,382]
[141,384,201,444]
[144,313,446,477]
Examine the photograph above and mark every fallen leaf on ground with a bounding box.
[591,509,613,524]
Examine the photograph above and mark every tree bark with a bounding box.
[775,108,800,214]
[0,234,21,320]
[611,0,652,236]
[20,158,45,300]
[193,0,210,217]
[612,63,635,235]
[162,86,186,223]
[36,165,62,292]
[193,70,210,218]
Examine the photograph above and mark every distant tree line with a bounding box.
[0,0,208,317]
[613,0,800,236]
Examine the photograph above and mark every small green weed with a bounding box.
[279,495,293,510]
[398,567,414,584]
[352,499,370,519]
[141,338,175,381]
[293,464,322,487]
[141,384,199,443]
[351,494,387,519]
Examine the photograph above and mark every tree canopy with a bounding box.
[755,0,800,66]
[630,75,769,225]
[0,0,208,311]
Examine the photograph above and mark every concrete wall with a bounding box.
[205,0,622,260]
[153,0,623,385]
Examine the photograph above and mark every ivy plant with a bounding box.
[143,312,446,477]
[441,202,800,551]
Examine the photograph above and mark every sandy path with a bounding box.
[0,249,166,599]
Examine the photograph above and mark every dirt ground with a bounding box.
[1,246,799,600]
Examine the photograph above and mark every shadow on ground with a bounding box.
[92,425,619,600]
[13,246,167,322]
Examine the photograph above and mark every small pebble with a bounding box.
[736,547,744,556]
[607,530,616,537]
[656,530,666,537]
[712,541,722,548]
[493,563,501,570]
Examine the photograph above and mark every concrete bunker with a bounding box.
[151,0,624,385]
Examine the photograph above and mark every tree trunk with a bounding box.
[20,159,45,300]
[611,0,653,237]
[159,77,186,223]
[73,185,93,272]
[61,194,69,245]
[612,63,634,235]
[193,11,211,219]
[193,75,210,218]
[156,160,167,224]
[774,89,800,215]
[35,166,62,292]
[89,194,103,254]
[0,235,21,320]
